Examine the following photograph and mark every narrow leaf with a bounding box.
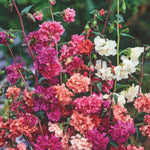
[109,140,118,149]
[113,94,118,105]
[97,82,102,91]
[120,33,134,39]
[21,5,34,14]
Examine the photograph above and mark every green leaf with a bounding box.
[96,14,103,21]
[4,130,10,138]
[120,33,134,39]
[36,111,44,120]
[97,82,102,92]
[80,32,87,36]
[109,140,118,149]
[113,94,118,105]
[21,5,34,15]
[89,9,96,15]
[92,31,100,36]
[15,78,22,84]
[18,108,26,114]
[116,14,124,23]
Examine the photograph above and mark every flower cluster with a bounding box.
[63,8,76,23]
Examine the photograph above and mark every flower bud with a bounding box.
[27,13,36,23]
[3,115,9,122]
[122,0,126,14]
[8,98,13,105]
[109,22,114,33]
[20,81,25,89]
[99,9,105,16]
[0,70,6,76]
[145,52,150,59]
[63,74,68,84]
[10,33,16,38]
[92,54,97,59]
[0,89,3,96]
[92,20,97,28]
[49,0,56,5]
[85,24,90,32]
[7,1,13,12]
[9,38,14,44]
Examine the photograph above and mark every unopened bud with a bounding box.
[10,33,16,38]
[92,54,97,59]
[20,81,25,89]
[145,53,150,59]
[8,98,13,105]
[9,38,14,44]
[27,13,36,23]
[122,0,126,14]
[49,0,56,5]
[7,2,13,12]
[63,74,68,84]
[0,89,3,96]
[92,20,97,28]
[0,70,6,76]
[121,28,129,33]
[85,24,90,32]
[109,22,114,33]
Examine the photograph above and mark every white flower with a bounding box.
[94,36,117,56]
[112,93,126,107]
[114,65,129,81]
[95,60,114,80]
[120,84,140,103]
[121,56,136,74]
[129,47,144,66]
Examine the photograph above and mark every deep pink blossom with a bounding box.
[63,8,76,23]
[6,63,24,85]
[86,128,109,150]
[110,121,136,143]
[33,11,43,21]
[73,94,103,114]
[39,21,65,45]
[102,79,114,93]
[34,47,62,79]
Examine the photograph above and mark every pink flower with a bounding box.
[66,73,90,93]
[70,134,92,150]
[52,83,74,106]
[70,110,95,134]
[48,122,63,137]
[73,94,103,114]
[49,0,56,5]
[0,30,13,45]
[102,79,114,93]
[113,105,133,124]
[127,144,144,150]
[63,8,76,23]
[139,114,150,138]
[23,89,34,107]
[17,143,27,150]
[6,63,24,85]
[34,47,62,79]
[33,11,43,21]
[39,21,65,45]
[134,93,150,113]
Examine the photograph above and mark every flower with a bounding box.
[70,110,95,134]
[6,63,24,85]
[86,128,109,150]
[31,134,62,150]
[78,39,94,55]
[127,144,144,150]
[139,114,150,138]
[94,36,117,56]
[23,89,34,107]
[39,21,65,45]
[53,83,74,106]
[6,86,21,100]
[63,8,76,23]
[48,122,63,137]
[99,9,105,16]
[73,94,103,114]
[102,79,114,93]
[34,47,62,79]
[70,134,92,150]
[113,105,133,123]
[134,93,150,113]
[33,11,43,21]
[110,121,136,143]
[66,73,90,93]
[120,84,139,103]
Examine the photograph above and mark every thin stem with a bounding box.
[6,42,30,91]
[89,54,92,94]
[113,0,120,93]
[102,0,113,35]
[12,0,35,61]
[49,2,54,21]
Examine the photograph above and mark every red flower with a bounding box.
[99,9,105,16]
[78,39,94,55]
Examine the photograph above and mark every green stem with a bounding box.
[114,0,120,93]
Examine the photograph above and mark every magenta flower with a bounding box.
[6,63,24,85]
[33,11,43,21]
[34,47,62,79]
[63,8,76,23]
[86,128,109,150]
[110,121,136,143]
[39,21,65,45]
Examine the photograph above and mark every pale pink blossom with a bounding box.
[63,8,76,23]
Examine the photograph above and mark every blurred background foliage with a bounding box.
[0,0,150,149]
